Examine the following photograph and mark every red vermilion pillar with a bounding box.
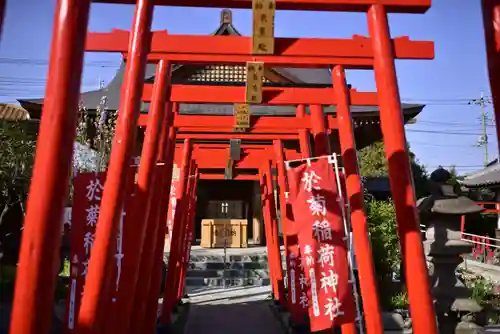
[264,160,286,305]
[309,104,330,156]
[161,139,192,324]
[482,0,500,155]
[296,105,311,158]
[178,167,199,299]
[274,140,290,249]
[78,1,155,331]
[0,0,5,40]
[141,119,178,333]
[274,140,299,315]
[9,1,91,333]
[177,161,196,300]
[368,5,437,334]
[260,171,279,298]
[128,106,172,334]
[333,65,383,334]
[116,59,172,334]
[309,104,357,334]
[171,160,193,302]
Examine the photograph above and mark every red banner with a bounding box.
[178,174,198,298]
[64,168,136,332]
[283,193,308,324]
[286,239,308,323]
[64,172,106,332]
[288,158,355,332]
[106,166,136,324]
[166,178,180,247]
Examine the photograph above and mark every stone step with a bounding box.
[164,253,270,263]
[189,261,269,270]
[186,277,271,287]
[187,268,270,279]
[162,250,290,288]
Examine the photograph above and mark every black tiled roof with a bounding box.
[17,9,424,123]
[176,103,423,116]
[17,15,342,110]
[462,163,500,188]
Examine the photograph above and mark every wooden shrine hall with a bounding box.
[18,9,425,249]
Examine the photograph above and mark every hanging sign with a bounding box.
[282,192,308,324]
[245,61,264,104]
[178,173,195,270]
[287,235,309,324]
[106,166,137,329]
[288,158,356,332]
[64,168,135,332]
[178,173,199,298]
[233,103,251,131]
[166,166,181,246]
[64,171,106,332]
[252,0,275,54]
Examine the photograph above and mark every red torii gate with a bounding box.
[483,0,500,156]
[179,145,301,170]
[168,139,293,307]
[6,1,444,334]
[143,114,337,131]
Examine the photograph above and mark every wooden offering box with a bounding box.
[200,219,248,248]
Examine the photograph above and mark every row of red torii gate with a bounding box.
[4,0,500,334]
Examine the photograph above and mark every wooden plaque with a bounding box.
[224,159,234,180]
[234,103,251,131]
[252,0,275,54]
[245,62,264,104]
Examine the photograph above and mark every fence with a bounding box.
[418,201,500,265]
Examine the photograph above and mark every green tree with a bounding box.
[358,141,388,177]
[358,141,429,198]
[359,141,432,308]
[448,165,465,183]
[364,198,400,309]
[0,121,36,265]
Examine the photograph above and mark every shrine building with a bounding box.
[17,9,425,248]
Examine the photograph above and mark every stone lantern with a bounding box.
[417,168,484,334]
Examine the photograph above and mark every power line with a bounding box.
[0,79,100,86]
[0,57,121,68]
[409,102,471,106]
[406,129,490,136]
[409,142,482,149]
[427,165,486,168]
[402,97,487,102]
[411,120,495,128]
[402,97,489,106]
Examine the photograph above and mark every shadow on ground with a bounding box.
[183,299,283,334]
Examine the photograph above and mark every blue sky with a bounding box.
[0,0,495,175]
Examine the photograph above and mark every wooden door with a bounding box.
[206,200,245,219]
[226,200,244,219]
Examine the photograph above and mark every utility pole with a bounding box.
[470,92,492,167]
[98,76,105,89]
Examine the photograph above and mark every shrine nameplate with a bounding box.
[252,0,275,54]
[234,103,251,131]
[245,62,264,104]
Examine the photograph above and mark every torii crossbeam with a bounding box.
[87,30,434,68]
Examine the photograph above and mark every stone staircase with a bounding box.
[164,247,284,288]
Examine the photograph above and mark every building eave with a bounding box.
[462,162,500,188]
